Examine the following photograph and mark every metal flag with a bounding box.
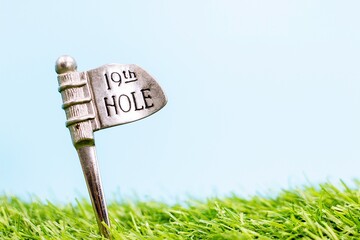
[55,55,167,237]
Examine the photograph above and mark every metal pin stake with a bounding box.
[55,56,110,237]
[55,55,167,237]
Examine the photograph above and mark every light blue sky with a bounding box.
[1,1,360,203]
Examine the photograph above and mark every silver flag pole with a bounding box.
[55,56,110,237]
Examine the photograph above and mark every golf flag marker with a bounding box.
[87,64,167,130]
[55,55,167,237]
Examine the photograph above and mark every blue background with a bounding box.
[1,1,360,203]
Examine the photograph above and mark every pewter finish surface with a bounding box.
[87,64,167,131]
[55,55,167,238]
[77,146,110,238]
[55,56,110,237]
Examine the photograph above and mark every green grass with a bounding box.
[1,182,360,239]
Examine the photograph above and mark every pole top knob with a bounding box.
[55,55,77,74]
